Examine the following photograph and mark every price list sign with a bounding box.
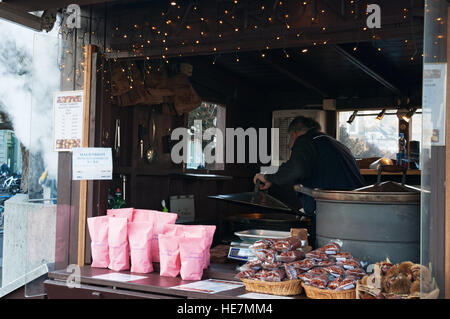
[53,90,84,151]
[72,148,113,181]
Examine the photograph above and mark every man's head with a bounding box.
[288,116,321,148]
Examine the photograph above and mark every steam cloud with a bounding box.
[0,19,61,178]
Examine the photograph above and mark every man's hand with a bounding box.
[253,173,272,190]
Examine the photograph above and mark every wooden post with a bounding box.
[77,44,95,267]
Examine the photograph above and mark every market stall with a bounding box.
[2,0,450,300]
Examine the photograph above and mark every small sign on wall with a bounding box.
[170,195,195,223]
[72,148,113,181]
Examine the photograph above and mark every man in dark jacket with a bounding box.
[253,116,365,216]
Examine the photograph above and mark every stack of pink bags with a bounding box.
[159,224,216,280]
[87,208,216,281]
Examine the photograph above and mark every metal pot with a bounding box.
[294,182,420,265]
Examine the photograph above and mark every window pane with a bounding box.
[187,102,224,170]
[338,110,399,159]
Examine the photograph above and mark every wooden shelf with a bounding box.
[360,169,421,176]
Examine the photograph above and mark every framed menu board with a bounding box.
[52,90,84,152]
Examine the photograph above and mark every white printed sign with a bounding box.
[72,148,113,180]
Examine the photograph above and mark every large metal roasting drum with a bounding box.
[294,181,420,265]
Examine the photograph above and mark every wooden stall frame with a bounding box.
[445,7,450,299]
[77,44,95,267]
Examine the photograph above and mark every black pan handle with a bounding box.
[254,179,261,193]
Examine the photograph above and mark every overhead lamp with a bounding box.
[347,110,358,124]
[376,109,386,121]
[401,108,417,122]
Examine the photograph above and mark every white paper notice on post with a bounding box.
[72,148,113,180]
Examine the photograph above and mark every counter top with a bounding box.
[47,263,305,299]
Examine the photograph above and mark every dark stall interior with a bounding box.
[70,0,425,247]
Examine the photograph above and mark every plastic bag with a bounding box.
[158,234,181,277]
[298,272,316,284]
[235,269,256,279]
[179,236,206,281]
[328,277,343,290]
[305,250,329,261]
[345,268,366,279]
[320,242,341,255]
[307,267,329,276]
[339,258,362,270]
[275,250,305,263]
[261,261,283,270]
[108,217,130,271]
[107,208,134,222]
[309,274,329,289]
[336,277,357,291]
[323,265,345,278]
[128,221,154,273]
[252,249,276,263]
[293,258,316,271]
[284,262,305,280]
[249,239,275,250]
[238,260,262,272]
[87,216,110,268]
[258,268,286,282]
[272,237,302,252]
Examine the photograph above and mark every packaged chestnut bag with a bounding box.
[128,221,154,273]
[134,210,178,263]
[108,217,130,271]
[107,208,134,222]
[179,236,206,281]
[158,234,181,277]
[162,224,216,269]
[87,216,110,268]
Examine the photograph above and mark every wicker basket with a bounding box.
[301,283,356,299]
[241,279,303,296]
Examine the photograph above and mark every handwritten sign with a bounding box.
[72,148,113,181]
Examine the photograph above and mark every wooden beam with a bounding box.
[332,44,404,96]
[0,2,42,31]
[77,44,94,267]
[4,0,118,11]
[260,57,329,97]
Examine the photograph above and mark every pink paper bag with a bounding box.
[133,209,160,222]
[152,211,178,262]
[158,234,181,277]
[108,217,130,271]
[107,208,134,222]
[128,222,154,273]
[180,236,206,281]
[202,225,216,269]
[162,224,216,269]
[87,216,110,268]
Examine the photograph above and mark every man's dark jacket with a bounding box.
[265,129,365,215]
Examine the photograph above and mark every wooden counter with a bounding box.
[45,264,306,299]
